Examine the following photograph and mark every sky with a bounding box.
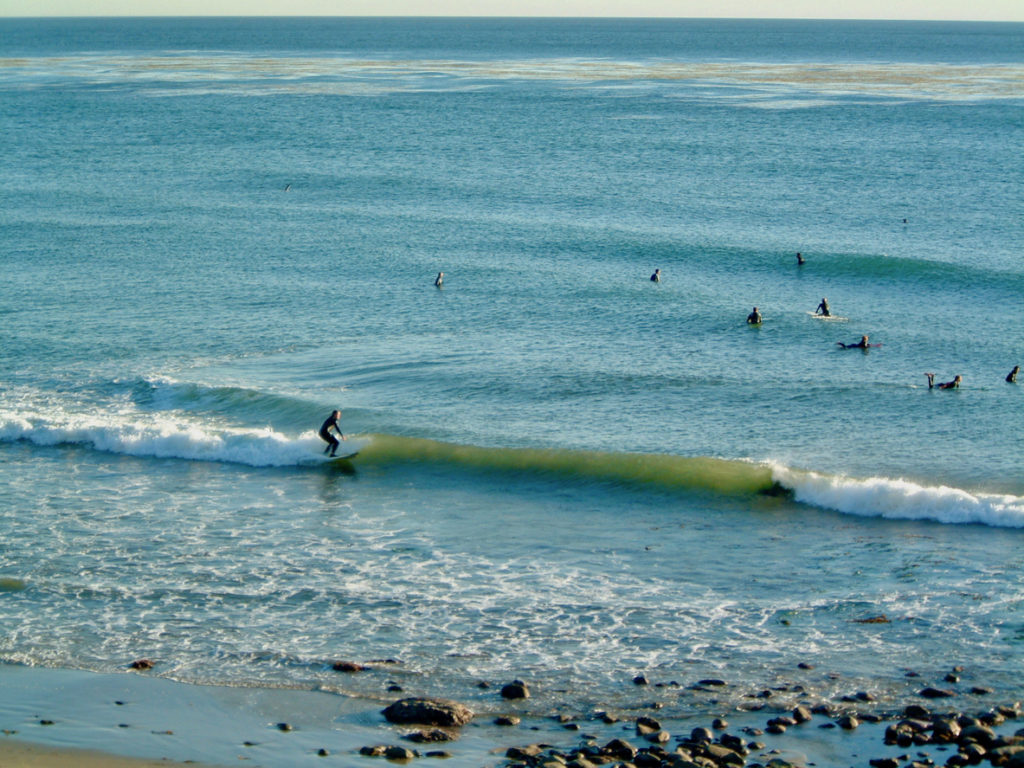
[1,0,1023,20]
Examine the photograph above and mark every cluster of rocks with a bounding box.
[502,714,793,768]
[358,697,473,760]
[345,671,1024,767]
[879,702,1024,768]
[499,700,1024,768]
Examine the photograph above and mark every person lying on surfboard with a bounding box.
[838,334,872,349]
[815,297,830,317]
[925,373,962,390]
[319,409,346,457]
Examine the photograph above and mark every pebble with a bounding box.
[837,714,860,730]
[385,745,418,760]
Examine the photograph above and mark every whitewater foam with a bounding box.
[771,463,1024,528]
[0,405,341,468]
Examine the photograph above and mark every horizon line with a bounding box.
[3,15,1024,22]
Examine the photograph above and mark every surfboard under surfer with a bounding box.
[319,410,346,456]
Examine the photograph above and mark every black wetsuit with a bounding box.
[319,415,342,455]
[747,312,761,325]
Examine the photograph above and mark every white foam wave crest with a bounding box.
[0,408,352,467]
[771,463,1024,528]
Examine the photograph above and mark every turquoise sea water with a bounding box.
[2,17,1024,749]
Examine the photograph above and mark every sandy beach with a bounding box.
[4,663,1023,768]
[0,741,214,768]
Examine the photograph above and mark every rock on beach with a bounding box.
[382,698,474,727]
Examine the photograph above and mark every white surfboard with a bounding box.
[806,311,848,322]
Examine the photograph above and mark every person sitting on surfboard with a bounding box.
[1007,365,1020,383]
[925,373,962,390]
[815,297,831,317]
[434,271,444,287]
[650,269,661,283]
[796,252,805,265]
[319,410,346,456]
[838,335,870,349]
[746,307,762,325]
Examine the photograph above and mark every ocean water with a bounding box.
[2,16,1024,744]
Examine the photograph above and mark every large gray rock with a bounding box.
[382,698,474,727]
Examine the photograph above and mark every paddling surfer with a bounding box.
[838,335,871,349]
[319,410,346,456]
[925,373,962,390]
[815,297,831,317]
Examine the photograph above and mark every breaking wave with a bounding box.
[2,397,1022,528]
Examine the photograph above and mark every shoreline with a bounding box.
[0,740,212,768]
[3,664,1022,768]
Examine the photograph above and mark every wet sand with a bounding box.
[0,740,214,768]
[2,664,1020,768]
